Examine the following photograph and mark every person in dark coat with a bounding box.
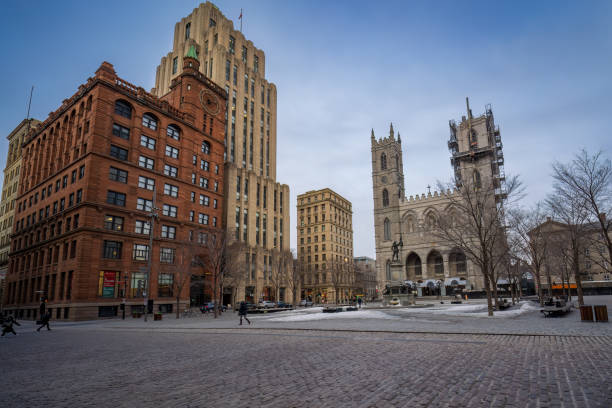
[37,311,51,332]
[238,301,251,325]
[1,316,20,336]
[40,299,46,317]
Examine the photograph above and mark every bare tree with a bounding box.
[552,150,612,272]
[546,189,590,306]
[279,250,299,305]
[167,245,196,319]
[268,249,287,302]
[436,175,523,316]
[329,259,350,304]
[508,204,549,304]
[195,229,245,318]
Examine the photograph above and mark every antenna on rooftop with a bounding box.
[26,85,34,134]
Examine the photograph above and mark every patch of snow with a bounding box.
[265,309,402,322]
[390,301,540,318]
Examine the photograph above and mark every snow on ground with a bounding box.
[265,309,403,322]
[262,301,542,322]
[393,300,541,318]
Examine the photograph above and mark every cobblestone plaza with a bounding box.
[1,300,611,407]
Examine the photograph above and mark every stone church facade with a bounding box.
[371,100,507,294]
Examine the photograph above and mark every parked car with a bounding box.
[205,302,227,312]
[299,299,314,307]
[276,301,293,309]
[258,300,276,308]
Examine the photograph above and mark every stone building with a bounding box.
[2,52,227,320]
[531,217,612,296]
[298,188,354,303]
[0,118,40,306]
[353,256,378,300]
[371,100,507,294]
[152,1,290,303]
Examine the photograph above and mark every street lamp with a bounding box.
[144,185,158,322]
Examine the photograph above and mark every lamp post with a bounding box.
[144,186,158,322]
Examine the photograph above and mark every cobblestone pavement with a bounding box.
[1,322,611,407]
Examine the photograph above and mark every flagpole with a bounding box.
[240,8,243,33]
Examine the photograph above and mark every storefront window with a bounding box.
[131,272,147,297]
[158,274,174,297]
[98,271,121,298]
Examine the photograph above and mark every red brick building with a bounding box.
[3,48,227,320]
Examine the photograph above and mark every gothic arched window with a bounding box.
[382,189,389,207]
[395,154,399,170]
[384,218,391,241]
[473,170,482,190]
[381,153,387,170]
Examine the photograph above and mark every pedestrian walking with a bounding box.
[1,316,20,336]
[357,297,363,309]
[39,299,46,318]
[37,311,52,332]
[238,301,251,325]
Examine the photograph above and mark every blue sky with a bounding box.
[1,0,611,258]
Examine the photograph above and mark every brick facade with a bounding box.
[3,56,227,320]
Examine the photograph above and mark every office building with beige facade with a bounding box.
[297,188,354,303]
[152,2,290,303]
[530,217,612,296]
[372,100,507,295]
[0,118,40,304]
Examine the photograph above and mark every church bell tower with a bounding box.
[371,124,405,283]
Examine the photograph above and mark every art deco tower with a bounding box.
[152,2,290,303]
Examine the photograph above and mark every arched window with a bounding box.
[473,170,482,190]
[425,212,437,230]
[381,153,387,170]
[427,250,444,276]
[382,189,389,207]
[201,140,211,154]
[114,100,132,119]
[395,154,399,170]
[406,253,422,278]
[167,124,180,140]
[406,215,415,233]
[449,250,467,276]
[384,218,391,241]
[386,260,391,280]
[142,113,158,130]
[86,96,92,112]
[185,22,191,40]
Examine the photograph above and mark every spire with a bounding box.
[371,128,375,140]
[389,122,394,139]
[186,44,198,59]
[397,132,401,143]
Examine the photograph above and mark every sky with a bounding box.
[1,0,611,258]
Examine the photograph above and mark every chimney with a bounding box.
[600,213,607,223]
[546,217,551,222]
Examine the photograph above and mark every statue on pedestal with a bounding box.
[391,241,399,262]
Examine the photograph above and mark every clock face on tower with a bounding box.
[199,89,220,115]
